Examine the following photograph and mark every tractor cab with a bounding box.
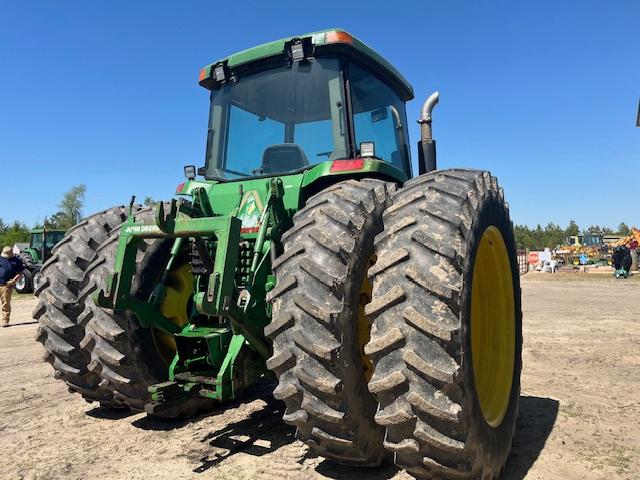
[29,228,66,263]
[14,228,66,294]
[198,29,414,182]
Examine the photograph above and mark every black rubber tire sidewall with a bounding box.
[460,192,523,474]
[15,269,33,294]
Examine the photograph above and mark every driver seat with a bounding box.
[261,144,309,174]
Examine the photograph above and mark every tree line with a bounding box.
[0,186,634,253]
[0,185,86,247]
[0,186,159,248]
[514,221,632,251]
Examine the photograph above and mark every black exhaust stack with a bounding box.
[417,91,439,175]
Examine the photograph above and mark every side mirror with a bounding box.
[417,91,439,175]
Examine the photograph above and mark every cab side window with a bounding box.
[349,63,410,173]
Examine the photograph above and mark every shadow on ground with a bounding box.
[314,459,400,479]
[5,320,38,327]
[88,387,558,479]
[502,395,559,480]
[194,394,296,473]
[86,406,138,420]
[129,379,278,432]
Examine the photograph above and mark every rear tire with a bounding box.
[80,208,166,411]
[81,205,215,417]
[16,252,36,293]
[33,206,142,406]
[267,179,394,466]
[366,170,522,479]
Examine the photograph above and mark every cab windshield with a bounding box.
[205,58,349,180]
[30,233,43,250]
[45,232,65,249]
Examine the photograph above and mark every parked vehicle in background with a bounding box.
[14,228,66,293]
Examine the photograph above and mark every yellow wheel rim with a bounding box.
[155,262,193,361]
[471,226,515,427]
[358,254,376,382]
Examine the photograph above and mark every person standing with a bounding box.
[0,246,25,327]
[629,238,638,272]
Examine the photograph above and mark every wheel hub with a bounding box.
[156,262,193,361]
[470,226,516,427]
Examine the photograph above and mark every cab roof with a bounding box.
[198,28,414,101]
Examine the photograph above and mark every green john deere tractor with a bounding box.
[15,228,66,293]
[34,29,522,479]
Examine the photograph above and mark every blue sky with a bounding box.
[0,1,638,229]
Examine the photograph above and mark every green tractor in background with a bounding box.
[34,29,522,479]
[14,228,66,293]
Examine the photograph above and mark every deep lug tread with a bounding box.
[364,285,406,318]
[81,206,175,413]
[368,370,408,394]
[282,409,308,427]
[367,169,522,479]
[402,348,458,384]
[273,382,300,401]
[296,364,341,395]
[292,329,339,360]
[302,392,345,422]
[265,274,297,302]
[363,327,405,357]
[266,350,295,372]
[407,391,461,423]
[264,312,295,339]
[402,306,456,342]
[33,206,140,405]
[414,420,465,452]
[268,178,394,466]
[374,397,414,427]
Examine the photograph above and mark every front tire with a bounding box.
[366,169,522,479]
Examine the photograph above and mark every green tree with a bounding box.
[585,225,603,235]
[514,224,534,250]
[617,223,631,236]
[47,185,86,229]
[0,219,29,248]
[143,196,155,207]
[565,220,580,237]
[542,222,565,248]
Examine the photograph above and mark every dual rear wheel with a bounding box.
[269,171,522,479]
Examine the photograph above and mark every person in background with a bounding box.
[0,246,25,327]
[612,245,632,278]
[629,238,638,272]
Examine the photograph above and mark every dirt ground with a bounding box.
[1,275,639,480]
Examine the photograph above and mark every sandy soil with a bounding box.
[1,276,638,480]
